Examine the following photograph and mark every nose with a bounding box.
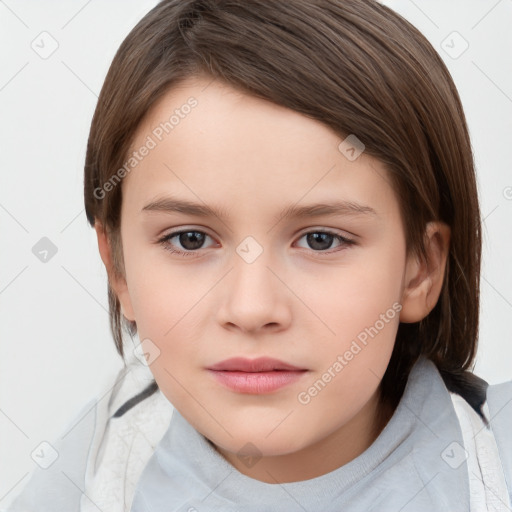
[216,248,292,334]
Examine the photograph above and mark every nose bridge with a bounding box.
[217,236,291,332]
[231,238,276,305]
[232,249,272,296]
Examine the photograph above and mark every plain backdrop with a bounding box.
[1,0,511,508]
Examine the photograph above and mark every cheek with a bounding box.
[303,246,404,338]
[122,231,197,326]
[298,243,404,388]
[129,273,200,341]
[122,245,216,350]
[126,267,204,402]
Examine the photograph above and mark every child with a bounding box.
[8,0,512,511]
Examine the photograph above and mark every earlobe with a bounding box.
[399,222,451,323]
[94,221,136,322]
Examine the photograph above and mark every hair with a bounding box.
[84,0,482,410]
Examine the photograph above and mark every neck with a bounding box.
[212,388,396,484]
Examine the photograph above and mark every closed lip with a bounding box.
[206,357,306,372]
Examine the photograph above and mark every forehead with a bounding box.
[122,76,400,223]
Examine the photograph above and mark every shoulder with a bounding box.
[5,396,98,512]
[486,378,512,499]
[486,379,512,436]
[487,379,512,415]
[82,376,173,512]
[6,359,173,512]
[486,379,512,439]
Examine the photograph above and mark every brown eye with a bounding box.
[158,230,215,256]
[295,230,355,253]
[306,232,335,251]
[176,231,206,250]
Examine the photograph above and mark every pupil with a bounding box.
[307,232,333,251]
[180,232,205,250]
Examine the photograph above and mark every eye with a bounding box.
[158,229,216,256]
[157,228,356,257]
[295,230,355,253]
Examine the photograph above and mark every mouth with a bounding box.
[206,357,308,394]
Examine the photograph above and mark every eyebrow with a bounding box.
[141,197,378,222]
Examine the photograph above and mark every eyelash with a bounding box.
[157,229,356,257]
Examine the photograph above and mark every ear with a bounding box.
[399,221,451,323]
[94,221,136,322]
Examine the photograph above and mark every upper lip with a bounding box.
[207,357,306,372]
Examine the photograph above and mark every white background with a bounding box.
[1,0,511,507]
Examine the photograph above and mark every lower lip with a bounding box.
[207,370,308,394]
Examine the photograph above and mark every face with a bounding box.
[107,75,425,480]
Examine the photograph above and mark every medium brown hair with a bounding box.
[84,0,481,407]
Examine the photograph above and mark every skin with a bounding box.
[95,75,450,484]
